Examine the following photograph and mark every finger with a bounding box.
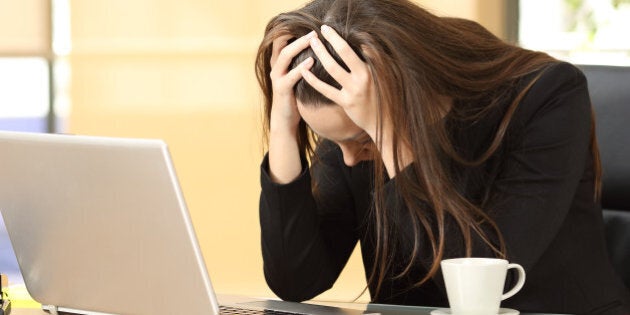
[320,25,365,73]
[309,36,351,84]
[270,35,293,67]
[283,57,314,87]
[300,68,343,105]
[272,31,317,73]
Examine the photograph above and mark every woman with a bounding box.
[255,0,630,314]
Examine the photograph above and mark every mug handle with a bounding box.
[501,263,526,300]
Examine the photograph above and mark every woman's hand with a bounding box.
[301,25,411,177]
[300,25,381,141]
[269,31,316,135]
[267,31,316,184]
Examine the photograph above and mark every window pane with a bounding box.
[0,58,50,132]
[519,0,630,65]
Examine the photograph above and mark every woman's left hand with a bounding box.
[300,25,382,141]
[302,25,413,177]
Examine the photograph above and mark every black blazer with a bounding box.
[259,62,630,314]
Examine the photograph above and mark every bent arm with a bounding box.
[379,63,593,290]
[482,63,593,268]
[259,142,358,301]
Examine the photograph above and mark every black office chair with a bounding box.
[578,64,630,289]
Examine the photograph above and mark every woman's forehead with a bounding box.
[296,101,363,142]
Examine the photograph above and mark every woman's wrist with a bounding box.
[269,108,300,138]
[268,126,303,184]
[269,123,298,139]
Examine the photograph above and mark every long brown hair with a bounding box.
[255,0,600,299]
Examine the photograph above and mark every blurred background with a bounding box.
[1,0,629,307]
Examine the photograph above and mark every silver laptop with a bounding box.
[0,131,369,315]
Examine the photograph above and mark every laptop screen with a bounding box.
[0,131,220,314]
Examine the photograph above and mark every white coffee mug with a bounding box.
[441,258,525,315]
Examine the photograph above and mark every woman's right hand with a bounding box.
[269,31,316,135]
[267,31,316,184]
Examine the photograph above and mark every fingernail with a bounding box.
[306,30,316,39]
[310,37,319,47]
[321,25,330,33]
[303,57,314,66]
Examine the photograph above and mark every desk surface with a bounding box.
[9,305,438,315]
[8,295,433,315]
[9,294,557,315]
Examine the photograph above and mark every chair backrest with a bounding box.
[578,64,630,289]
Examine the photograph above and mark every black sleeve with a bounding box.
[382,62,592,283]
[482,62,593,269]
[259,141,358,301]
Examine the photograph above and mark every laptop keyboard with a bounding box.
[220,305,306,315]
